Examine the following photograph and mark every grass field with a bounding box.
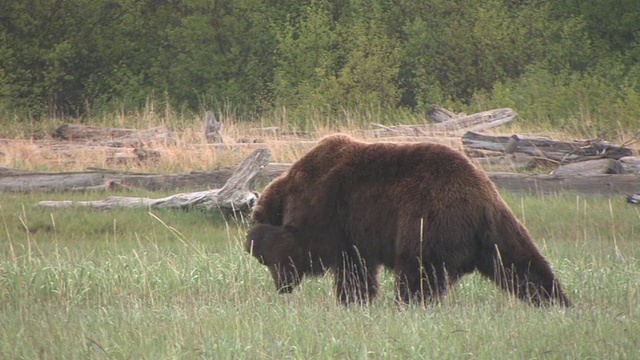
[1,190,639,359]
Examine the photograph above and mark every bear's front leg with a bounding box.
[333,253,379,305]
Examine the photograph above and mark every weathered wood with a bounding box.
[462,132,634,161]
[0,163,290,193]
[472,153,534,172]
[487,173,640,196]
[4,161,639,197]
[0,170,107,192]
[0,167,37,176]
[204,111,224,143]
[554,159,625,176]
[53,124,173,144]
[432,108,514,132]
[620,156,640,173]
[426,105,460,123]
[504,134,520,154]
[37,148,272,217]
[372,108,516,137]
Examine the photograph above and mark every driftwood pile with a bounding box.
[36,148,272,219]
[461,131,636,175]
[2,107,639,214]
[47,112,223,166]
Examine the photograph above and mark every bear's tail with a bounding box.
[476,205,572,307]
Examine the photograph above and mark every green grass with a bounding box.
[1,191,639,359]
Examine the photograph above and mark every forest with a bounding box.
[1,0,639,132]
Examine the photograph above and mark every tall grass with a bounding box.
[1,191,639,358]
[0,104,385,173]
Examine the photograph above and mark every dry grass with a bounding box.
[0,118,311,173]
[1,106,637,174]
[0,111,391,173]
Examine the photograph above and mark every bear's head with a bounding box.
[245,223,304,293]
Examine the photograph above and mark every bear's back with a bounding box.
[258,134,504,229]
[292,135,496,202]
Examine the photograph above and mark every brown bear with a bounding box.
[246,134,571,307]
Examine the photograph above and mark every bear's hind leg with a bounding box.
[476,244,572,307]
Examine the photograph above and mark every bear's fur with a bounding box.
[246,134,571,307]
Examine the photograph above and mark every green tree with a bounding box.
[316,0,401,110]
[272,0,401,116]
[161,0,276,111]
[271,0,341,111]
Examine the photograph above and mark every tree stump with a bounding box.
[204,111,224,143]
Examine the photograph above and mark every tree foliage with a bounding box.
[1,0,639,129]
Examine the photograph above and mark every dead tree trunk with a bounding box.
[37,148,271,218]
[554,159,625,176]
[426,105,462,123]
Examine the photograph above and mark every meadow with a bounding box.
[0,109,639,359]
[4,0,640,356]
[1,189,639,359]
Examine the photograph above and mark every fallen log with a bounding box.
[487,173,640,196]
[36,148,272,218]
[4,161,639,197]
[462,132,634,162]
[0,170,107,192]
[471,153,535,172]
[554,159,625,176]
[620,156,640,173]
[0,163,290,193]
[372,108,516,137]
[53,123,174,146]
